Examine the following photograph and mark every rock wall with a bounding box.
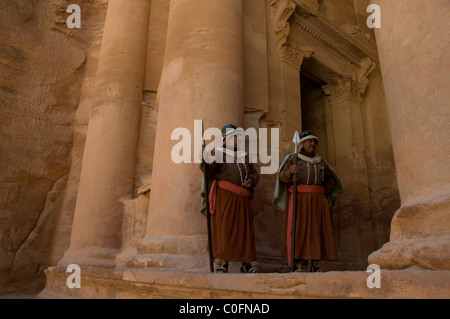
[0,0,107,294]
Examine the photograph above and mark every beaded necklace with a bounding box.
[234,157,249,187]
[306,163,320,185]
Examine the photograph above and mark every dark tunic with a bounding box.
[279,151,337,261]
[202,149,259,262]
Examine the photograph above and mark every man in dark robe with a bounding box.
[201,124,260,273]
[273,131,342,272]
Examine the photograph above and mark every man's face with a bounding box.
[303,138,317,153]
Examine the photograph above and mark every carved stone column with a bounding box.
[279,45,313,140]
[129,0,245,271]
[322,78,373,266]
[59,0,151,267]
[368,0,450,270]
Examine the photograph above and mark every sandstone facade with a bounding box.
[0,0,448,298]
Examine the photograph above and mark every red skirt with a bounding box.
[284,185,337,265]
[210,182,256,262]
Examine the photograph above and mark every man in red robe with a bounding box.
[201,124,260,273]
[275,131,342,272]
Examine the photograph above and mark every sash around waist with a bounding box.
[217,180,252,197]
[288,184,325,194]
[209,180,251,215]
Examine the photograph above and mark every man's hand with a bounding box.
[243,179,253,188]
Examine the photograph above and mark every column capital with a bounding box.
[322,78,362,103]
[280,43,314,69]
[322,57,375,103]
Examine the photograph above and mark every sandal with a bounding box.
[215,262,229,273]
[293,264,307,272]
[310,261,324,273]
[240,262,259,273]
[293,260,309,272]
[311,265,323,272]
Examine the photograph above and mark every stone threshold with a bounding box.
[38,266,450,299]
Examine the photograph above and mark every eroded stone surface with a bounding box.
[38,267,450,299]
[0,0,107,294]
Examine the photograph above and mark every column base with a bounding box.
[126,235,209,272]
[368,194,450,270]
[58,247,120,269]
[368,237,450,270]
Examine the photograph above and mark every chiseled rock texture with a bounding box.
[0,0,106,294]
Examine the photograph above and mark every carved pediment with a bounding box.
[269,0,376,85]
[290,16,360,68]
[294,0,320,17]
[339,23,378,61]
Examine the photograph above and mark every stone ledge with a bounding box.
[38,266,450,299]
